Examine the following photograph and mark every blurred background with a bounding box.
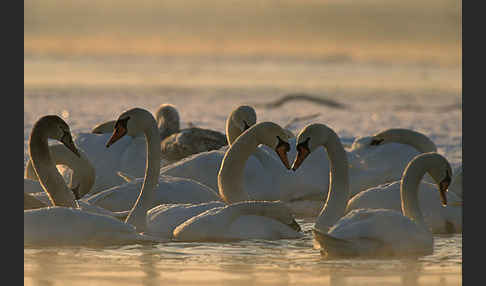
[24,0,461,93]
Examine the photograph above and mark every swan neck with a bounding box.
[124,124,161,232]
[226,119,240,145]
[315,130,350,231]
[218,128,258,203]
[158,118,180,141]
[400,157,429,228]
[388,131,437,153]
[29,129,76,207]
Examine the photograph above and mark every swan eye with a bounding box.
[297,137,310,153]
[243,120,250,131]
[115,116,130,129]
[370,138,384,146]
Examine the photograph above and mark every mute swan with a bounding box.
[105,109,302,241]
[24,144,95,198]
[24,115,160,246]
[291,123,451,257]
[24,143,130,218]
[345,164,462,233]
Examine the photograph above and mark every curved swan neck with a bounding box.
[124,122,161,232]
[218,127,260,203]
[378,129,437,153]
[25,144,95,198]
[226,117,240,145]
[315,128,350,231]
[400,155,435,228]
[29,126,76,207]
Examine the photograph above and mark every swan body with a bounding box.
[25,207,156,246]
[106,111,302,241]
[291,123,452,257]
[24,115,161,246]
[83,175,220,212]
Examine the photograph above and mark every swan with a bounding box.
[345,164,462,233]
[105,108,302,241]
[291,123,452,257]
[24,115,160,246]
[24,143,131,218]
[24,144,95,199]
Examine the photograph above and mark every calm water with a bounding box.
[24,220,462,286]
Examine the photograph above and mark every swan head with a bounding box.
[155,104,180,138]
[226,105,257,144]
[106,108,156,147]
[33,115,80,157]
[232,105,257,132]
[252,121,291,169]
[406,152,452,207]
[291,123,334,171]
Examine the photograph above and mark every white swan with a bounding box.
[345,164,462,233]
[24,115,160,246]
[24,144,95,198]
[24,144,128,217]
[105,109,302,241]
[291,123,452,257]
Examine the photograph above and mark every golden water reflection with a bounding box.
[24,240,461,286]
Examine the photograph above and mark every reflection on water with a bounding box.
[24,221,462,286]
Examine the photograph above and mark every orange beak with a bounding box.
[292,146,310,171]
[106,125,127,148]
[438,179,449,207]
[276,144,291,170]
